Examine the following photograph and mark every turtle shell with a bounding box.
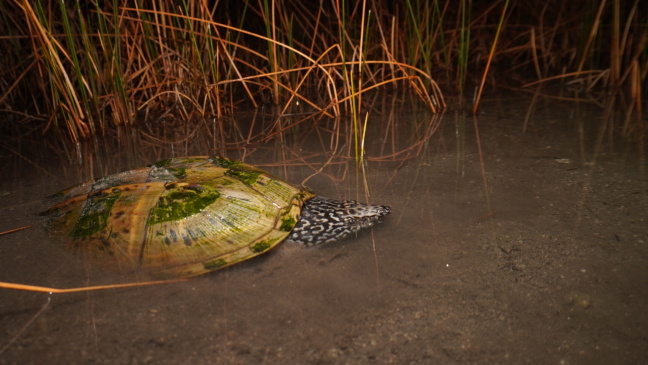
[43,156,315,278]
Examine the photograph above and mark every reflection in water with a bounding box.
[0,97,646,364]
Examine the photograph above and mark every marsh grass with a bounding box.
[0,0,645,153]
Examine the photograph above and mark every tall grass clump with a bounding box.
[0,0,645,145]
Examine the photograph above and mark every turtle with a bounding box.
[42,156,391,278]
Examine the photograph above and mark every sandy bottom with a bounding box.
[1,99,646,364]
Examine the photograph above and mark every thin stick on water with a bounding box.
[0,297,51,355]
[0,278,189,294]
[0,226,31,236]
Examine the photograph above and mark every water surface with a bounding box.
[1,96,646,364]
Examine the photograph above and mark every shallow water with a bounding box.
[1,96,647,364]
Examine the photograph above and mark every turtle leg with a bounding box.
[287,196,390,246]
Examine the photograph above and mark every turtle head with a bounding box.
[288,196,391,246]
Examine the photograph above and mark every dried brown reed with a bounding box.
[0,0,644,148]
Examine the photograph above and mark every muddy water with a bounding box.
[1,97,646,364]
